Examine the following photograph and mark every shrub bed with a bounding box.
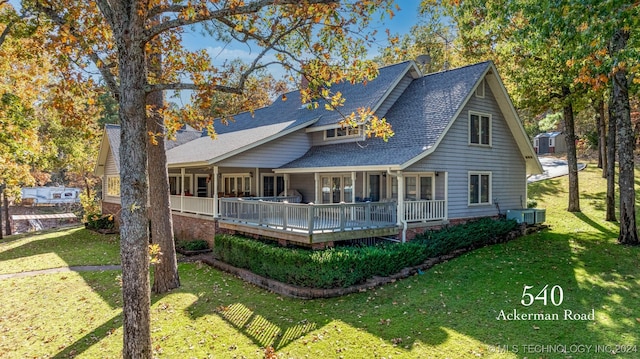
[214,218,519,289]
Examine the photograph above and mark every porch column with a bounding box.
[351,171,356,203]
[254,167,259,196]
[444,171,448,221]
[284,174,290,196]
[314,172,320,203]
[180,167,185,212]
[213,166,219,217]
[397,172,404,226]
[362,172,367,201]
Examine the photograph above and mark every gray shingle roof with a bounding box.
[105,123,203,171]
[105,124,121,172]
[279,61,491,170]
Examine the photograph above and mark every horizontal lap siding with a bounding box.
[408,82,526,220]
[219,130,311,168]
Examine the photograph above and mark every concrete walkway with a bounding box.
[528,156,587,183]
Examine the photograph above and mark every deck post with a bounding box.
[283,203,288,230]
[365,201,372,227]
[307,203,314,234]
[213,166,219,217]
[180,168,185,212]
[397,172,405,225]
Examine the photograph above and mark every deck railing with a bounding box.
[219,199,397,233]
[169,195,216,216]
[170,195,447,225]
[403,199,446,222]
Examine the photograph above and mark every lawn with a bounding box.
[0,164,638,358]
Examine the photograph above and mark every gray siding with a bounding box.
[219,130,311,168]
[407,81,527,220]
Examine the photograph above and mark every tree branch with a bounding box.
[143,0,338,43]
[33,1,120,97]
[0,19,15,47]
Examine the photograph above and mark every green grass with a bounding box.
[0,164,638,358]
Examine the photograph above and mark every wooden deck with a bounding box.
[218,199,399,245]
[169,196,447,245]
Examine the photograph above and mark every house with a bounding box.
[95,60,543,247]
[533,131,566,155]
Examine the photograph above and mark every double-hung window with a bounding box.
[469,112,491,146]
[469,172,491,205]
[106,175,121,197]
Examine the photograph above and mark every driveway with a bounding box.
[527,156,587,183]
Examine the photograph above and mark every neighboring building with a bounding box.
[533,131,566,155]
[95,60,543,246]
[21,187,81,205]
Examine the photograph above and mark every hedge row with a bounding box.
[214,218,519,289]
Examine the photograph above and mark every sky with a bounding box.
[179,1,424,69]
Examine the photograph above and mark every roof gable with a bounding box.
[278,61,542,176]
[278,62,493,171]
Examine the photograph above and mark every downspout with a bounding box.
[387,168,408,243]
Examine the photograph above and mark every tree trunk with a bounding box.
[3,188,10,235]
[562,88,580,212]
[147,48,180,294]
[0,187,3,239]
[610,28,638,245]
[605,97,617,222]
[113,6,152,358]
[596,97,607,175]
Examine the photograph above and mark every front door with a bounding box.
[196,175,209,197]
[321,176,353,203]
[368,174,380,201]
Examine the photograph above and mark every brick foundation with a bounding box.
[101,201,122,228]
[101,202,218,247]
[171,212,218,247]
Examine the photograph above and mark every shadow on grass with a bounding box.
[10,228,637,358]
[571,212,617,236]
[528,178,564,200]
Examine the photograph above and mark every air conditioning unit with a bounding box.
[532,208,546,224]
[506,209,535,225]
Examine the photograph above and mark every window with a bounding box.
[168,175,192,195]
[222,174,251,197]
[106,175,120,197]
[469,172,491,205]
[469,112,491,146]
[320,175,353,203]
[475,79,485,98]
[325,125,362,140]
[391,175,433,200]
[262,175,285,197]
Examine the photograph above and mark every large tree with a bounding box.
[420,0,584,212]
[29,1,395,357]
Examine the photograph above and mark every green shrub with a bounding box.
[85,213,116,231]
[176,239,209,251]
[414,217,519,257]
[214,218,519,289]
